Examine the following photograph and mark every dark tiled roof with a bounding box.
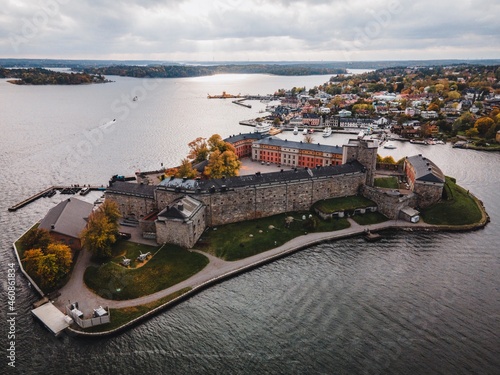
[106,181,155,198]
[254,137,343,154]
[224,132,266,143]
[39,198,93,238]
[156,162,363,194]
[199,162,364,191]
[406,155,445,183]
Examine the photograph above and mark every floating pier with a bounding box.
[32,301,72,336]
[8,185,107,212]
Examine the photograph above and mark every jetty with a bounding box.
[232,98,252,108]
[8,185,106,212]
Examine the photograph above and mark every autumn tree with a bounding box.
[187,137,210,163]
[175,158,197,179]
[204,149,241,179]
[474,117,494,137]
[80,200,120,259]
[465,127,479,138]
[22,243,72,289]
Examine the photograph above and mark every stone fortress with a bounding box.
[105,135,445,248]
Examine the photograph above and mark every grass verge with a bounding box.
[420,176,483,225]
[351,212,389,225]
[196,212,350,261]
[374,177,399,189]
[79,287,191,333]
[84,242,208,300]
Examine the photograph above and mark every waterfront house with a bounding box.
[39,197,93,251]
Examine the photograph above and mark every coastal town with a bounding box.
[11,63,496,337]
[237,64,500,150]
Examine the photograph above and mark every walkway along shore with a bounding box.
[15,194,490,337]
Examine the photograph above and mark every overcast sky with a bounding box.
[1,0,499,62]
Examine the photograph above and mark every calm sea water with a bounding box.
[0,73,498,375]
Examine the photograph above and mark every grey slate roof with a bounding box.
[224,132,266,143]
[39,198,93,238]
[106,181,156,198]
[406,155,445,183]
[158,162,364,193]
[158,196,203,221]
[254,137,343,154]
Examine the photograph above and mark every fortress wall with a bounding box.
[203,172,365,226]
[146,172,365,227]
[105,192,156,219]
[414,183,444,208]
[361,186,418,219]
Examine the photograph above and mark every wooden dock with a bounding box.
[8,185,106,212]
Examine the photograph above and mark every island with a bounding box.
[10,63,497,336]
[0,67,109,85]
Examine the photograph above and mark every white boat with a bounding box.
[384,143,397,149]
[254,121,272,134]
[303,128,308,135]
[293,126,298,135]
[322,126,332,137]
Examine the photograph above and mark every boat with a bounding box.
[409,139,428,145]
[293,126,298,135]
[207,91,243,99]
[79,187,91,196]
[384,143,397,149]
[322,126,332,138]
[303,128,308,135]
[309,128,314,134]
[254,121,273,134]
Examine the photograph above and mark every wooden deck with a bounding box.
[8,185,106,212]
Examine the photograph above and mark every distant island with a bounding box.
[0,68,108,85]
[79,64,347,78]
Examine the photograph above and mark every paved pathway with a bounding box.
[53,219,432,315]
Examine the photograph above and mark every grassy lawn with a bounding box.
[312,195,377,214]
[84,241,208,300]
[79,288,191,333]
[374,176,399,189]
[196,212,350,261]
[420,177,483,225]
[351,211,389,225]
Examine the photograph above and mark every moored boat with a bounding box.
[254,121,273,134]
[322,126,332,137]
[293,126,298,135]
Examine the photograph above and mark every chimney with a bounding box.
[177,203,184,211]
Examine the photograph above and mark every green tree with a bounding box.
[21,228,51,251]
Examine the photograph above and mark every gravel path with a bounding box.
[53,219,432,315]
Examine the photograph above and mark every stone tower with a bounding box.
[342,138,378,186]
